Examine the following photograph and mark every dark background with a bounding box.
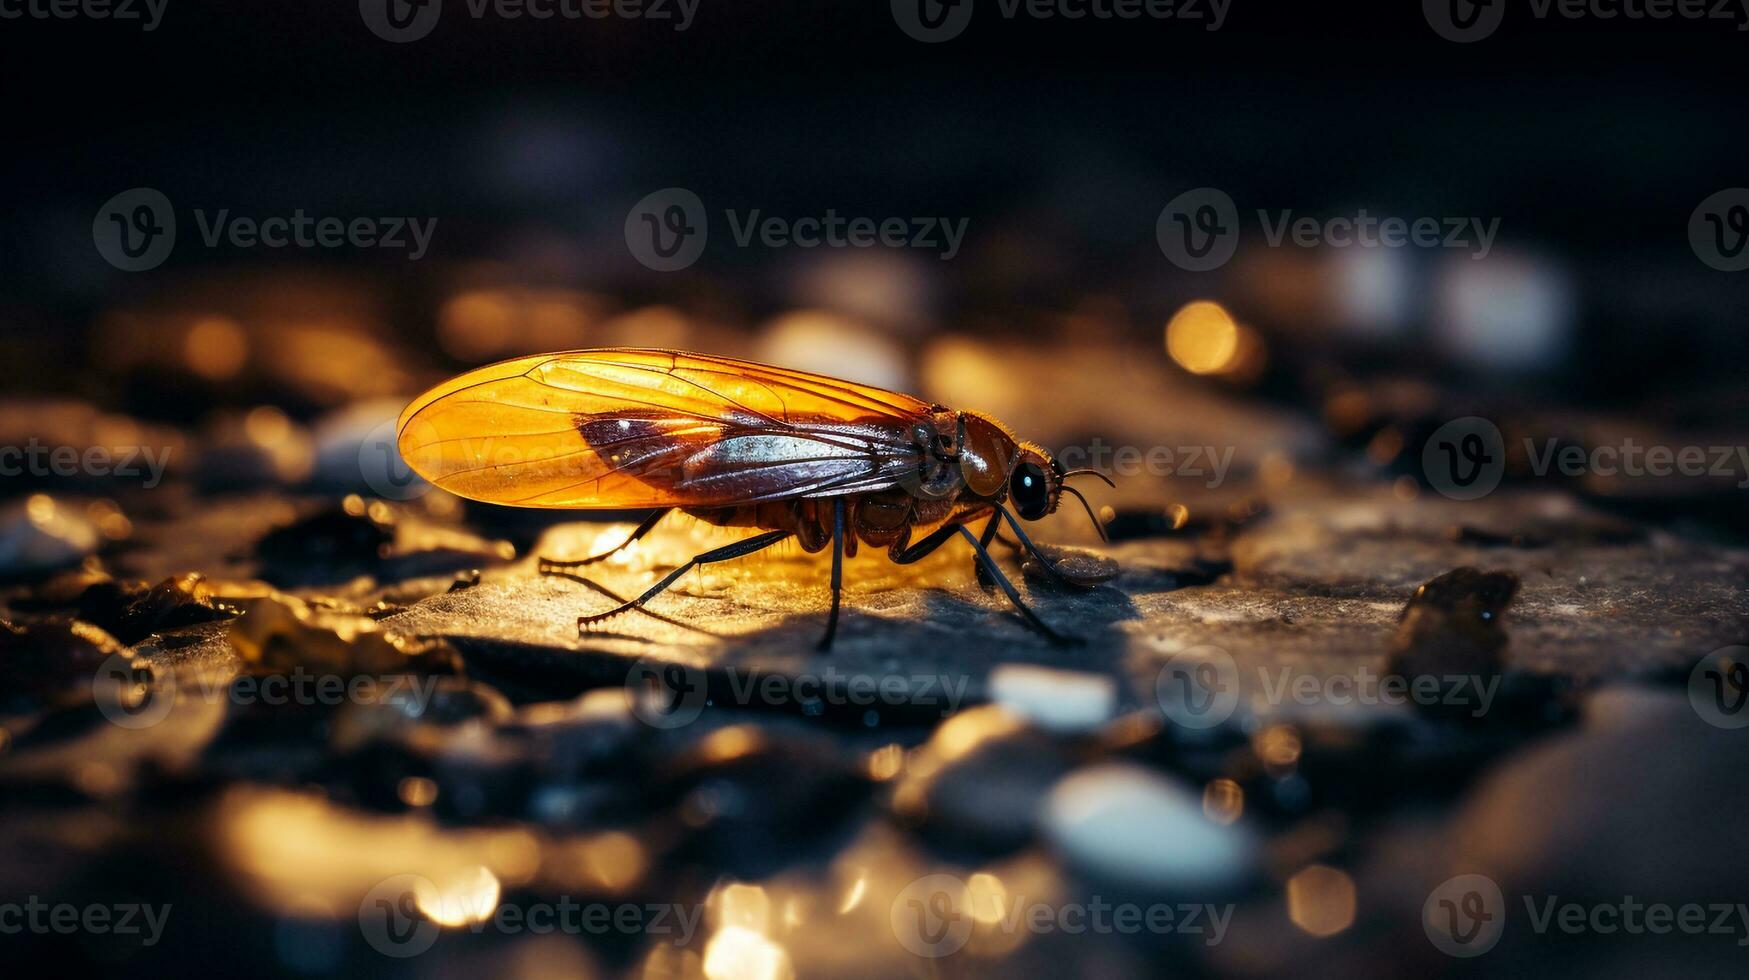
[2,1,1746,407]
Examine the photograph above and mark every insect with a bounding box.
[396,348,1114,650]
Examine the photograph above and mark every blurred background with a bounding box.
[4,4,1748,445]
[3,3,1749,979]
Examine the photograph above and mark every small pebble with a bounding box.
[1019,542,1120,588]
[988,664,1116,733]
[0,496,99,576]
[1044,763,1256,892]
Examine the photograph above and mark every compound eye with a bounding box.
[1009,462,1051,520]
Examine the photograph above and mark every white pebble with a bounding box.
[988,664,1116,734]
[1044,763,1255,891]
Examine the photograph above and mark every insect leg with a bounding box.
[973,512,1002,590]
[990,503,1078,586]
[955,525,1081,646]
[539,509,671,572]
[577,529,791,631]
[891,521,965,565]
[818,497,845,652]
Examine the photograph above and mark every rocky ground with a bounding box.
[4,454,1747,978]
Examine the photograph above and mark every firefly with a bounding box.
[397,349,1114,650]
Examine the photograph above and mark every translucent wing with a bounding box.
[396,348,933,508]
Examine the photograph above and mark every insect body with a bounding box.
[396,349,1112,649]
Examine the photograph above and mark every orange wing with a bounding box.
[396,349,934,509]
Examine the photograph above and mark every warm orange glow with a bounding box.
[702,926,792,980]
[414,865,501,927]
[837,874,868,915]
[397,776,438,807]
[1255,724,1303,772]
[1287,865,1356,937]
[714,882,773,935]
[185,316,248,380]
[866,743,905,781]
[1202,778,1244,825]
[1166,301,1240,375]
[966,872,1008,925]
